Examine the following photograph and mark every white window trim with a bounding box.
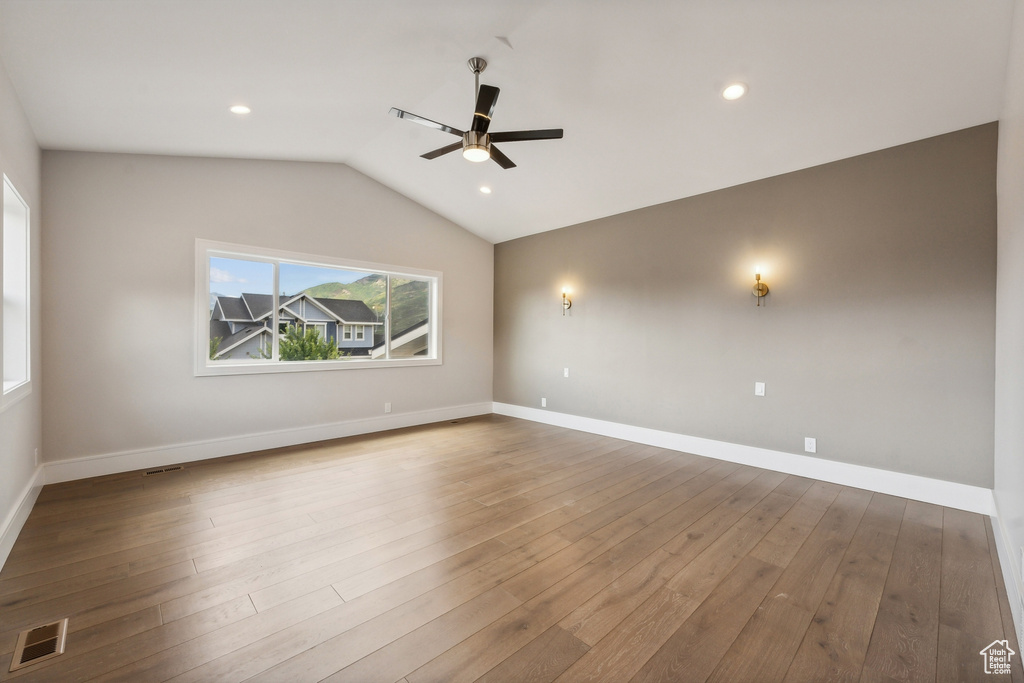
[2,175,31,412]
[308,322,328,340]
[195,238,441,376]
[355,326,365,341]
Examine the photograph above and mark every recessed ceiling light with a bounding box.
[722,83,747,101]
[229,105,251,115]
[479,186,492,194]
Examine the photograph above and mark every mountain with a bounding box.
[302,274,388,306]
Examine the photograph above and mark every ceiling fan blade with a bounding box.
[420,141,463,160]
[489,144,516,169]
[471,85,500,133]
[488,129,563,143]
[389,108,463,136]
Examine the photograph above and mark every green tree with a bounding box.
[209,336,229,360]
[279,325,340,361]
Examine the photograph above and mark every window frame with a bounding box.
[2,174,31,411]
[195,239,441,376]
[308,322,328,342]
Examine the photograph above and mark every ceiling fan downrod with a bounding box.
[468,57,487,101]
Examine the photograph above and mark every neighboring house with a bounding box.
[210,292,381,359]
[370,319,429,359]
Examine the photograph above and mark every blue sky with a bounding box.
[210,257,371,298]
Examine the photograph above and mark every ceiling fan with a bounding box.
[389,57,563,169]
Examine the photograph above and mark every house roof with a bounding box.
[0,1,1014,244]
[370,318,428,359]
[242,293,274,320]
[209,319,232,342]
[215,297,251,321]
[370,318,428,351]
[317,298,380,324]
[214,325,269,359]
[213,293,379,325]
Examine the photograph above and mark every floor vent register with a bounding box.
[9,618,68,672]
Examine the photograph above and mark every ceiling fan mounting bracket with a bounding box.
[467,57,487,75]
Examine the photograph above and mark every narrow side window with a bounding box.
[2,175,31,407]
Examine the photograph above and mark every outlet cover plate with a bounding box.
[804,437,816,453]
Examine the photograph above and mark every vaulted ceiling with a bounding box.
[0,0,1014,243]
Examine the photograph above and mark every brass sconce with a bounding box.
[752,268,769,306]
[562,287,572,315]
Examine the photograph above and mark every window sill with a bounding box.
[195,356,441,377]
[0,381,32,413]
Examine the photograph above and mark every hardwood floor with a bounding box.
[0,415,1020,682]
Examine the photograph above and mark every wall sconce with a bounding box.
[752,267,769,306]
[562,287,572,315]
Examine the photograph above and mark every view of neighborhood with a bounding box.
[208,256,430,361]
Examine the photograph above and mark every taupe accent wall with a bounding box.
[495,123,997,488]
[41,151,493,465]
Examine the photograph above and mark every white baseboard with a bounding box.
[44,402,493,484]
[0,465,44,570]
[992,493,1024,646]
[493,402,996,515]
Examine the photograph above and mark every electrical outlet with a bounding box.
[754,382,765,396]
[384,402,391,414]
[33,448,38,466]
[541,397,547,408]
[563,367,569,378]
[804,437,816,453]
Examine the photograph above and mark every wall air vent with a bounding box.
[9,618,68,672]
[143,465,184,477]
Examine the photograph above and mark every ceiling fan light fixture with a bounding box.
[463,144,490,162]
[462,130,491,162]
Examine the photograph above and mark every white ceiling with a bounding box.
[0,0,1015,243]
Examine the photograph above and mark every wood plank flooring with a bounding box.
[0,415,1020,682]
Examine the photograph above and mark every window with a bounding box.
[196,239,441,375]
[309,322,328,342]
[2,175,30,407]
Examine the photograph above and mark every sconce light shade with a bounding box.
[752,270,769,306]
[562,287,572,315]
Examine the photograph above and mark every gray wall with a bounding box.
[0,58,41,557]
[495,123,997,488]
[995,0,1024,635]
[41,151,493,464]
